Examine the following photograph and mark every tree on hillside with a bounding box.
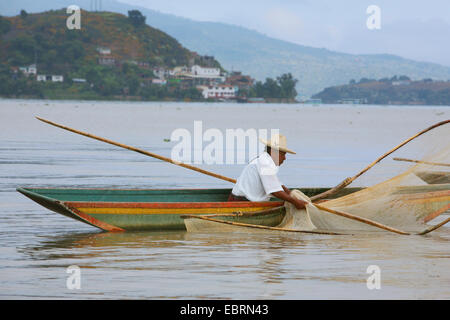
[277,73,297,99]
[249,73,299,99]
[0,16,11,34]
[20,10,28,19]
[128,10,146,27]
[398,75,411,81]
[9,35,36,65]
[263,78,281,98]
[359,78,375,83]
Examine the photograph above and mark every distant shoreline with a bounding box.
[1,96,449,107]
[312,78,450,106]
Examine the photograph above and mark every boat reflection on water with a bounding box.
[22,229,309,254]
[15,218,450,299]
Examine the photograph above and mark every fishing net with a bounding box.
[282,121,450,233]
[278,190,317,231]
[184,121,449,234]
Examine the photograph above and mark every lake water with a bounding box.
[0,99,449,299]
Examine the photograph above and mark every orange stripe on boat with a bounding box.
[74,206,271,215]
[404,195,450,204]
[423,203,450,223]
[67,206,125,232]
[64,201,284,209]
[399,190,450,201]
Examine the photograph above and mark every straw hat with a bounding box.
[259,134,296,154]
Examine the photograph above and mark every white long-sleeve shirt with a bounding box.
[231,152,284,201]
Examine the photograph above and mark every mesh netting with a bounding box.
[184,121,449,234]
[284,121,450,233]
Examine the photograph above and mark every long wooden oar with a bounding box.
[393,157,450,167]
[36,117,237,184]
[311,119,450,201]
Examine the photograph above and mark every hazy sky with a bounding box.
[119,0,450,66]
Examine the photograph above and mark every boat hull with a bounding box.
[18,185,448,232]
[62,200,285,231]
[415,171,450,184]
[18,187,355,231]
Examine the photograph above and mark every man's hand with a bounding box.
[293,198,308,210]
[272,190,308,210]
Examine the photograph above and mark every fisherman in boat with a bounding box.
[228,134,308,210]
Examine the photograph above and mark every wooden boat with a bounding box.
[17,187,361,232]
[18,185,448,233]
[415,171,450,184]
[25,119,448,233]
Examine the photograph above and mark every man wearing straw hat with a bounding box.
[228,134,308,210]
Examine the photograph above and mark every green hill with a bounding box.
[3,1,450,98]
[1,9,211,70]
[312,76,450,105]
[0,9,220,99]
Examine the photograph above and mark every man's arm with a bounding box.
[272,190,308,210]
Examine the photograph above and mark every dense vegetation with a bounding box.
[0,10,211,100]
[312,76,450,105]
[240,73,298,101]
[4,1,450,98]
[0,9,297,102]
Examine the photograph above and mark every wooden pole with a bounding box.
[393,157,450,167]
[310,177,352,201]
[36,117,237,184]
[181,214,348,235]
[417,216,450,235]
[311,119,450,201]
[313,203,410,235]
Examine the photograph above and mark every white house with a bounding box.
[97,47,111,55]
[19,64,37,76]
[152,79,167,85]
[98,56,116,66]
[27,64,37,75]
[72,78,87,83]
[197,84,237,99]
[173,66,190,76]
[152,67,174,80]
[52,75,64,82]
[191,65,220,78]
[35,74,64,82]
